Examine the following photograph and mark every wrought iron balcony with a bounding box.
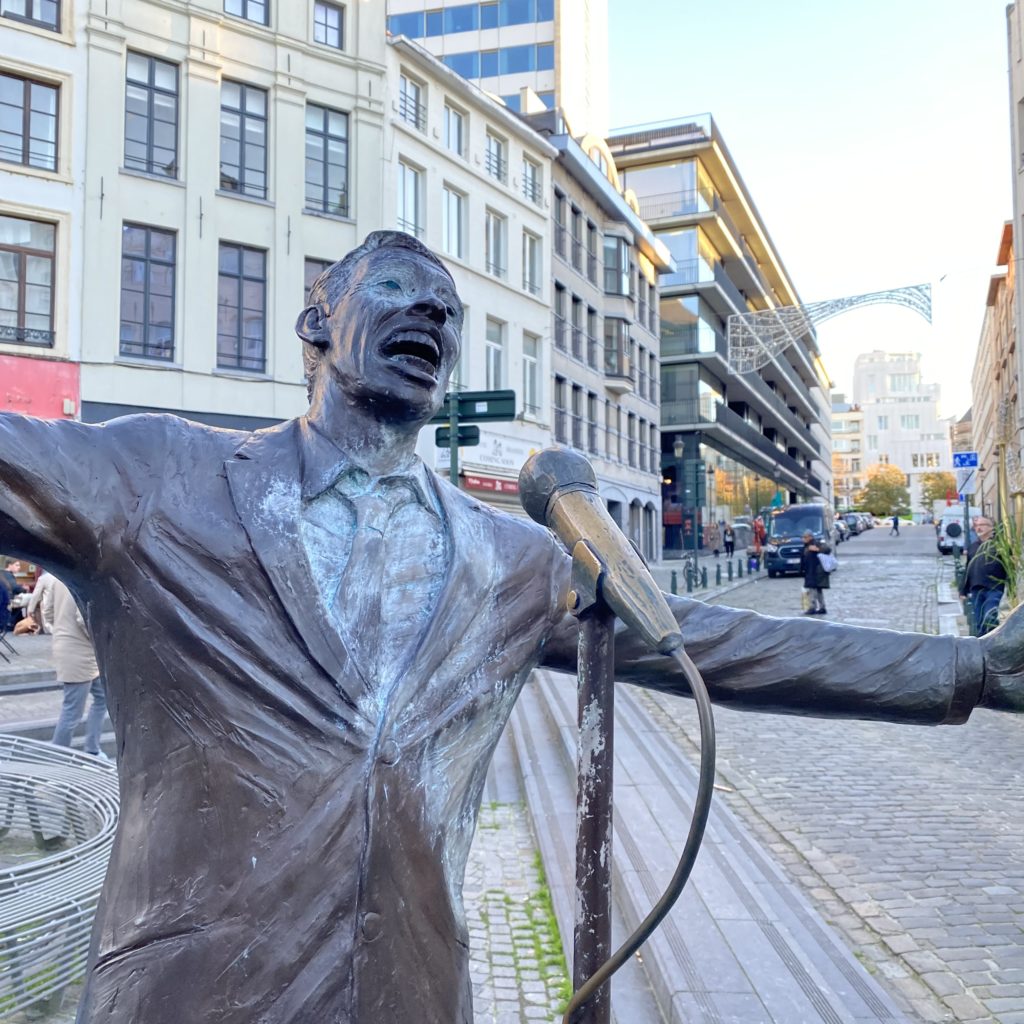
[398,93,426,132]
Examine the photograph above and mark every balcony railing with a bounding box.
[553,314,568,351]
[485,150,507,183]
[522,175,542,205]
[554,408,568,444]
[571,239,583,271]
[587,334,599,368]
[571,327,583,361]
[554,225,567,258]
[587,251,598,283]
[486,258,506,279]
[635,187,715,222]
[399,93,426,131]
[0,324,55,346]
[571,414,583,449]
[606,114,714,156]
[587,422,598,454]
[660,323,726,359]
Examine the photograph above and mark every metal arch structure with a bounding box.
[727,284,932,374]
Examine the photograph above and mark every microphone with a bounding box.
[519,448,683,655]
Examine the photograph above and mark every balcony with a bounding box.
[660,323,727,361]
[485,150,507,184]
[661,256,748,317]
[606,114,714,158]
[735,370,824,461]
[398,93,426,132]
[604,345,634,395]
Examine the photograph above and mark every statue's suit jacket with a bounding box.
[0,412,985,1024]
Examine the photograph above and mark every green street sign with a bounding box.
[435,424,481,448]
[430,389,517,424]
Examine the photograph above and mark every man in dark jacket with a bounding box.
[959,515,1008,635]
[800,530,831,615]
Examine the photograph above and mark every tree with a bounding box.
[854,463,911,516]
[918,470,957,511]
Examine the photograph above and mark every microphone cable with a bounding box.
[561,645,717,1024]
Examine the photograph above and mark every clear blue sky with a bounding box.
[608,0,1011,417]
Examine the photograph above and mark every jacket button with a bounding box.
[361,912,383,942]
[379,739,401,765]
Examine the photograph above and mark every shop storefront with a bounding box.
[0,354,79,418]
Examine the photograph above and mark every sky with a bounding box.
[607,0,1012,419]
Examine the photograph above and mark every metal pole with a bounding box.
[449,392,460,490]
[572,602,616,1024]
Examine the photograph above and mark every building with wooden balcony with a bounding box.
[606,115,833,555]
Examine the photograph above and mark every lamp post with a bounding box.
[753,475,760,519]
[673,434,685,555]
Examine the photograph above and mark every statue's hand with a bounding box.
[979,605,1024,712]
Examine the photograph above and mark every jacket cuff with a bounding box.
[948,636,985,723]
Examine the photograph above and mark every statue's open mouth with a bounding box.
[382,328,441,379]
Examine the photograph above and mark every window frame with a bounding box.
[220,80,269,200]
[484,131,507,184]
[442,184,465,259]
[224,0,269,26]
[443,102,465,156]
[217,242,268,372]
[522,229,541,295]
[522,331,539,417]
[521,155,541,204]
[485,316,504,390]
[304,102,349,216]
[1,0,59,31]
[123,52,178,178]
[0,213,56,347]
[313,0,344,48]
[119,223,177,362]
[397,160,423,237]
[485,208,507,279]
[304,257,332,303]
[0,71,58,172]
[399,73,426,132]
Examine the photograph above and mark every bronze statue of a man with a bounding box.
[0,232,1020,1023]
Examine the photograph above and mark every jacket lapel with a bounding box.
[224,420,365,714]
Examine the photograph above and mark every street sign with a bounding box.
[430,390,517,424]
[955,467,977,495]
[952,451,979,469]
[435,424,481,448]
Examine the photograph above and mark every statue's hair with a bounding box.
[300,231,455,401]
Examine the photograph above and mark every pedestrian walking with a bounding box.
[723,523,735,557]
[959,515,1008,636]
[800,530,832,615]
[50,577,108,759]
[27,569,56,634]
[889,515,900,536]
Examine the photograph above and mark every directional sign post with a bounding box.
[435,425,481,448]
[951,452,979,554]
[430,389,517,489]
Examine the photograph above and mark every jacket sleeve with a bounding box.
[0,413,159,576]
[539,580,985,726]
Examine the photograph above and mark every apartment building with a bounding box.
[605,116,832,554]
[1007,3,1024,456]
[385,35,555,509]
[515,107,670,558]
[852,351,953,515]
[385,0,608,135]
[0,2,87,419]
[831,394,864,510]
[970,222,1016,516]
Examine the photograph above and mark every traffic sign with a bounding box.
[955,467,977,495]
[435,424,481,448]
[952,451,978,469]
[430,390,517,424]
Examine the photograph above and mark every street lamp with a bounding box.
[673,435,685,554]
[753,474,760,518]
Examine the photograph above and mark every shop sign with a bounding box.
[464,474,520,495]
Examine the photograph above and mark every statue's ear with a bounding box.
[295,305,330,349]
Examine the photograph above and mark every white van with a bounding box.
[937,506,981,554]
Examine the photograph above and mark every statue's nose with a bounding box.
[409,293,447,325]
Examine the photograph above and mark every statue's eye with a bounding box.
[381,280,402,291]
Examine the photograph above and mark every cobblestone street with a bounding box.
[640,527,1024,1023]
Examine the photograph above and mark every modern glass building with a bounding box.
[607,116,833,555]
[385,0,608,135]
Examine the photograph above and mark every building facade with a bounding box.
[830,394,864,511]
[386,36,555,510]
[970,222,1016,517]
[1007,3,1024,459]
[605,116,833,554]
[385,0,608,135]
[852,351,953,516]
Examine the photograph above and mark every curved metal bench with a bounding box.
[0,735,118,1018]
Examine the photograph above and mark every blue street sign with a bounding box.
[952,451,978,469]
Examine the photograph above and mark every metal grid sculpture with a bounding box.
[727,284,932,374]
[0,736,118,1017]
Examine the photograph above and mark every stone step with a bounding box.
[516,669,910,1024]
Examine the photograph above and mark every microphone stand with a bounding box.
[565,541,616,1024]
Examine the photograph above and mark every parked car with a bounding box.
[764,503,836,577]
[842,512,863,535]
[937,507,980,554]
[834,520,850,544]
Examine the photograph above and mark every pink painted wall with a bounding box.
[0,354,79,418]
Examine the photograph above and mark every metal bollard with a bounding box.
[671,570,678,596]
[686,569,693,594]
[701,567,708,589]
[715,563,721,586]
[727,561,733,582]
[738,558,743,578]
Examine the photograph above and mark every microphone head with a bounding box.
[519,448,599,524]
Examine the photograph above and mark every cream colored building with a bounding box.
[830,395,864,510]
[385,35,555,509]
[1007,3,1024,456]
[385,0,608,136]
[970,222,1016,517]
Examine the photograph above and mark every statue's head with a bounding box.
[296,231,463,425]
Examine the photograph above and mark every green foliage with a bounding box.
[855,464,911,516]
[919,471,957,510]
[991,518,1024,610]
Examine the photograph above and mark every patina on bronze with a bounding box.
[0,231,1022,1024]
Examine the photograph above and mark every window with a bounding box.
[480,1,498,27]
[304,104,348,215]
[587,393,598,453]
[444,3,477,31]
[571,296,583,359]
[553,188,567,258]
[485,131,506,183]
[889,373,916,393]
[522,332,539,416]
[586,308,598,368]
[867,434,878,449]
[443,52,479,78]
[586,222,598,283]
[1,0,59,30]
[926,452,940,468]
[571,385,583,447]
[554,377,567,443]
[444,103,464,155]
[878,453,889,465]
[522,156,541,204]
[217,243,266,371]
[119,224,175,361]
[304,257,331,301]
[397,162,422,236]
[485,317,504,389]
[442,186,464,258]
[603,236,629,295]
[0,72,57,172]
[553,283,566,350]
[485,209,506,278]
[876,415,888,430]
[224,0,267,25]
[571,207,583,271]
[123,54,177,178]
[388,11,423,35]
[522,230,540,295]
[220,81,267,199]
[0,214,54,345]
[399,74,425,131]
[900,414,920,430]
[313,1,343,48]
[480,50,499,77]
[425,8,442,34]
[604,318,628,377]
